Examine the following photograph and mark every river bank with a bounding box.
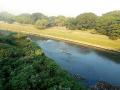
[30,33,120,53]
[0,23,120,53]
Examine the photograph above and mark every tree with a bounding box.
[15,13,32,24]
[66,18,77,30]
[0,12,15,23]
[31,13,47,24]
[76,12,98,30]
[54,16,67,26]
[48,16,56,27]
[35,19,49,29]
[96,10,120,39]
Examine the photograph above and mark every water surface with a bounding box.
[31,36,120,86]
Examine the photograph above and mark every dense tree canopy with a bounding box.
[0,12,15,23]
[66,18,77,30]
[54,16,67,26]
[0,32,86,90]
[48,16,56,27]
[76,13,98,30]
[31,13,47,24]
[96,10,120,39]
[35,18,49,29]
[0,10,120,39]
[15,13,32,24]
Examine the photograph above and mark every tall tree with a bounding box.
[96,10,120,39]
[48,16,56,27]
[76,12,98,30]
[54,16,67,26]
[31,13,47,24]
[35,18,49,29]
[66,18,77,30]
[15,13,32,24]
[0,12,15,23]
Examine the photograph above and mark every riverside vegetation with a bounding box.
[0,10,120,52]
[0,32,86,90]
[0,10,120,90]
[0,10,120,40]
[0,23,120,51]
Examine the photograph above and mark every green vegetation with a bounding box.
[66,18,77,30]
[35,18,49,29]
[96,11,120,39]
[0,10,120,51]
[0,12,15,23]
[54,16,67,27]
[66,13,97,30]
[1,10,120,39]
[0,23,120,51]
[15,13,33,24]
[0,32,86,90]
[76,13,97,30]
[0,10,120,39]
[31,13,47,24]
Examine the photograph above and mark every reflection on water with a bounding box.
[31,36,120,86]
[95,50,120,63]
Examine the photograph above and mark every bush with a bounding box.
[0,33,86,90]
[95,11,120,40]
[35,19,49,29]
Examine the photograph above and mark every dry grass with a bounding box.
[0,23,120,51]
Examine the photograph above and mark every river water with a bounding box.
[31,36,120,86]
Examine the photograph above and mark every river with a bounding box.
[31,36,120,86]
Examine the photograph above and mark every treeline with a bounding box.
[0,32,86,90]
[0,11,120,39]
[0,12,67,28]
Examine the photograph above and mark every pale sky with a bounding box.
[0,0,120,17]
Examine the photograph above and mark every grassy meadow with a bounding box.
[0,23,120,51]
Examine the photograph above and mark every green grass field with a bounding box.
[0,23,120,51]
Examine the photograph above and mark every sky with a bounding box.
[0,0,120,17]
